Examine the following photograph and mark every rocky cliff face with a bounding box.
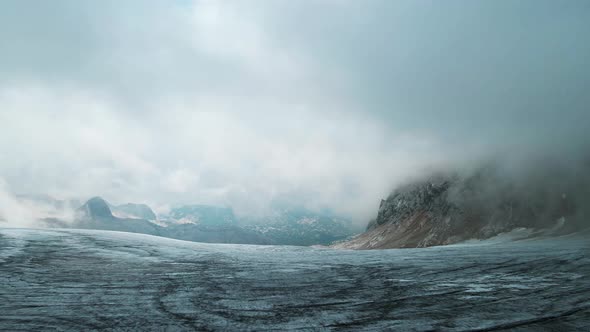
[336,161,588,249]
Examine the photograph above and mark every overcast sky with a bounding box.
[1,0,589,221]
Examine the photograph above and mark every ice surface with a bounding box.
[1,228,589,331]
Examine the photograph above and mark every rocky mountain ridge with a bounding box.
[36,197,357,246]
[336,161,589,249]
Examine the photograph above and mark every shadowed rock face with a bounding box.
[79,197,113,219]
[337,161,589,249]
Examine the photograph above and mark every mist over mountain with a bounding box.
[71,197,161,236]
[1,1,589,224]
[28,195,356,246]
[166,205,237,226]
[110,203,157,221]
[337,154,590,249]
[2,1,590,330]
[0,0,586,264]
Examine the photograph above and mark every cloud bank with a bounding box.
[1,0,589,223]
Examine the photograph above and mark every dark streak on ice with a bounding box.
[0,229,589,331]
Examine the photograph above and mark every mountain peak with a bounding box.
[80,197,113,219]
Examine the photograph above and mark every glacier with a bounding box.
[1,228,589,331]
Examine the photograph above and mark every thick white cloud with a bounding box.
[0,83,449,220]
[1,1,588,223]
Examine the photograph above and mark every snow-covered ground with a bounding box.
[1,228,589,331]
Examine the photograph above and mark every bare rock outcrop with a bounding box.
[336,161,587,249]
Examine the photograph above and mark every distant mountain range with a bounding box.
[241,208,361,246]
[35,196,358,246]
